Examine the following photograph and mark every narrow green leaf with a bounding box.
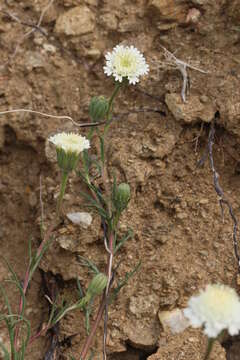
[29,238,52,281]
[5,279,25,317]
[0,285,12,322]
[99,136,105,164]
[114,229,134,254]
[77,256,99,274]
[111,261,141,301]
[76,278,84,299]
[1,257,19,284]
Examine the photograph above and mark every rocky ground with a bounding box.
[1,0,240,359]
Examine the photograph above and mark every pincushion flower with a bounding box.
[49,132,90,172]
[184,284,240,338]
[104,45,149,85]
[49,132,90,155]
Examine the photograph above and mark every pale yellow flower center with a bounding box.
[120,56,132,69]
[202,287,237,315]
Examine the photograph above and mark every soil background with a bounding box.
[1,0,240,359]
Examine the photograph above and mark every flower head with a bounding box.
[184,284,240,338]
[104,45,149,85]
[49,132,90,155]
[49,132,90,172]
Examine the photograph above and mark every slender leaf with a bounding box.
[85,296,95,335]
[0,284,12,320]
[5,279,26,317]
[114,229,134,254]
[1,257,19,284]
[79,191,108,220]
[76,278,84,299]
[77,256,99,274]
[29,238,52,281]
[99,136,105,164]
[111,261,141,301]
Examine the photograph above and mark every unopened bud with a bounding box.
[87,273,108,297]
[56,147,80,173]
[89,96,109,122]
[113,183,131,213]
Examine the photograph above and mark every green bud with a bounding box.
[86,273,108,297]
[56,147,79,173]
[113,183,131,213]
[89,96,109,122]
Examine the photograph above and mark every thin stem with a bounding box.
[80,294,106,360]
[103,232,114,360]
[56,171,69,218]
[14,220,58,350]
[104,83,122,136]
[204,338,215,360]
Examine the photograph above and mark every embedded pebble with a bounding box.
[158,308,189,333]
[66,212,92,228]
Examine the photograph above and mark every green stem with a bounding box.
[56,171,69,217]
[104,82,122,136]
[204,338,215,360]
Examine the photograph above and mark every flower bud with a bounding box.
[86,273,108,297]
[113,183,131,213]
[56,147,79,173]
[89,96,109,122]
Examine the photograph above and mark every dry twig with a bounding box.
[198,119,240,273]
[159,45,208,103]
[0,0,54,67]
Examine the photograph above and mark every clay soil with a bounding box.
[1,0,240,359]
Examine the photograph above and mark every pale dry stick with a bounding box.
[0,108,164,128]
[0,109,105,127]
[1,0,54,67]
[198,120,240,273]
[0,9,47,36]
[159,45,208,102]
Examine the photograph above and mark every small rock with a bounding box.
[185,8,201,24]
[176,212,188,220]
[157,22,177,31]
[118,16,138,32]
[24,51,46,71]
[43,43,57,53]
[199,198,209,205]
[66,212,92,229]
[198,250,208,257]
[99,13,118,30]
[85,48,101,60]
[158,308,189,333]
[129,294,159,318]
[200,95,209,103]
[148,0,187,23]
[124,320,159,351]
[165,93,215,124]
[156,234,168,244]
[55,6,95,35]
[57,235,75,251]
[159,291,179,307]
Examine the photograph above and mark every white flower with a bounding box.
[184,284,240,338]
[49,132,90,155]
[104,45,149,85]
